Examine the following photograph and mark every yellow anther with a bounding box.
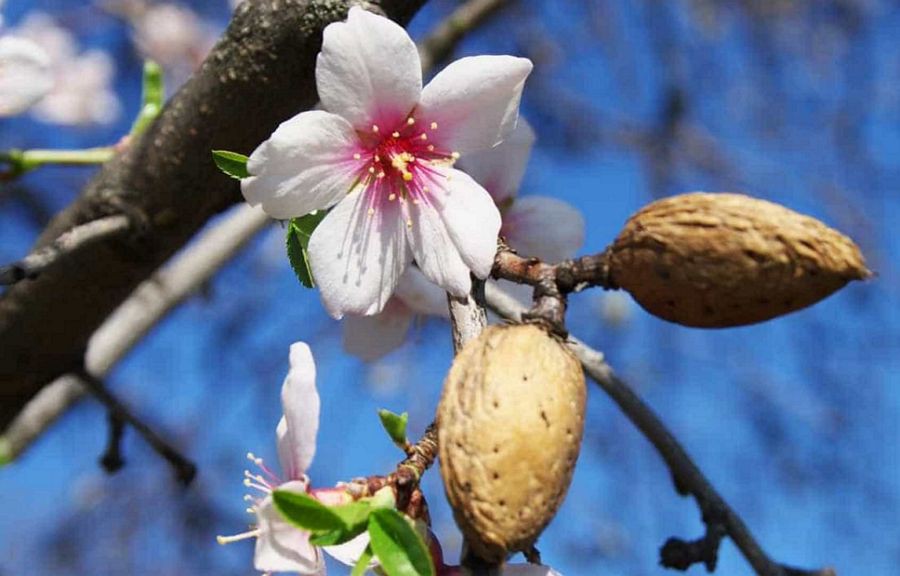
[407,117,415,125]
[372,124,379,133]
[353,153,361,160]
[388,193,397,201]
[430,121,438,130]
[402,173,413,181]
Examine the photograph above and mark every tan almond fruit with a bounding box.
[607,192,870,328]
[437,324,586,563]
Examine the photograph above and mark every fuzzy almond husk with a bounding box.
[437,324,586,563]
[607,192,870,328]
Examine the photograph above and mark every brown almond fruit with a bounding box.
[437,324,586,563]
[607,192,870,328]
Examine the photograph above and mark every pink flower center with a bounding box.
[352,115,459,223]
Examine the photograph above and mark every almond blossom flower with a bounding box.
[217,342,369,574]
[0,35,53,116]
[12,13,120,125]
[342,120,584,361]
[241,7,532,318]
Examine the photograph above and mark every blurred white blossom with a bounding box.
[0,36,53,116]
[11,13,120,125]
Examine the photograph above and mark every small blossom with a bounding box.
[217,343,370,574]
[0,35,53,116]
[242,7,532,318]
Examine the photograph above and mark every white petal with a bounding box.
[323,533,375,567]
[242,110,362,219]
[504,196,585,262]
[277,343,320,479]
[458,119,535,203]
[405,184,472,298]
[418,55,532,155]
[429,167,502,279]
[0,36,53,117]
[342,299,413,361]
[308,188,412,318]
[394,266,449,318]
[502,564,562,576]
[316,7,422,131]
[254,490,324,575]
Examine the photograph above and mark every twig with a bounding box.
[447,277,489,352]
[492,242,613,333]
[418,0,512,72]
[76,368,196,486]
[99,410,126,474]
[0,215,131,286]
[0,204,270,463]
[484,283,836,576]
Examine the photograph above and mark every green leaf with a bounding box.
[368,509,435,576]
[309,501,372,546]
[286,211,327,288]
[130,60,165,136]
[351,544,375,576]
[212,150,250,180]
[378,409,409,448]
[272,490,345,533]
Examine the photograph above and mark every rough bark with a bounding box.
[0,0,427,428]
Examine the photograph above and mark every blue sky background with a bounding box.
[0,1,898,575]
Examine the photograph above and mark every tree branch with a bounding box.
[484,283,836,576]
[0,0,427,430]
[417,0,512,72]
[0,205,270,463]
[0,215,131,286]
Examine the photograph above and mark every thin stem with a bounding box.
[75,369,196,486]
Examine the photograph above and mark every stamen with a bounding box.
[388,193,397,201]
[430,121,438,130]
[217,529,261,545]
[367,208,375,215]
[353,153,361,160]
[420,133,428,141]
[377,171,386,179]
[372,124,379,133]
[407,117,415,126]
[402,173,413,182]
[368,166,376,174]
[451,151,460,160]
[427,144,435,152]
[406,219,413,228]
[391,131,400,138]
[375,155,381,162]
